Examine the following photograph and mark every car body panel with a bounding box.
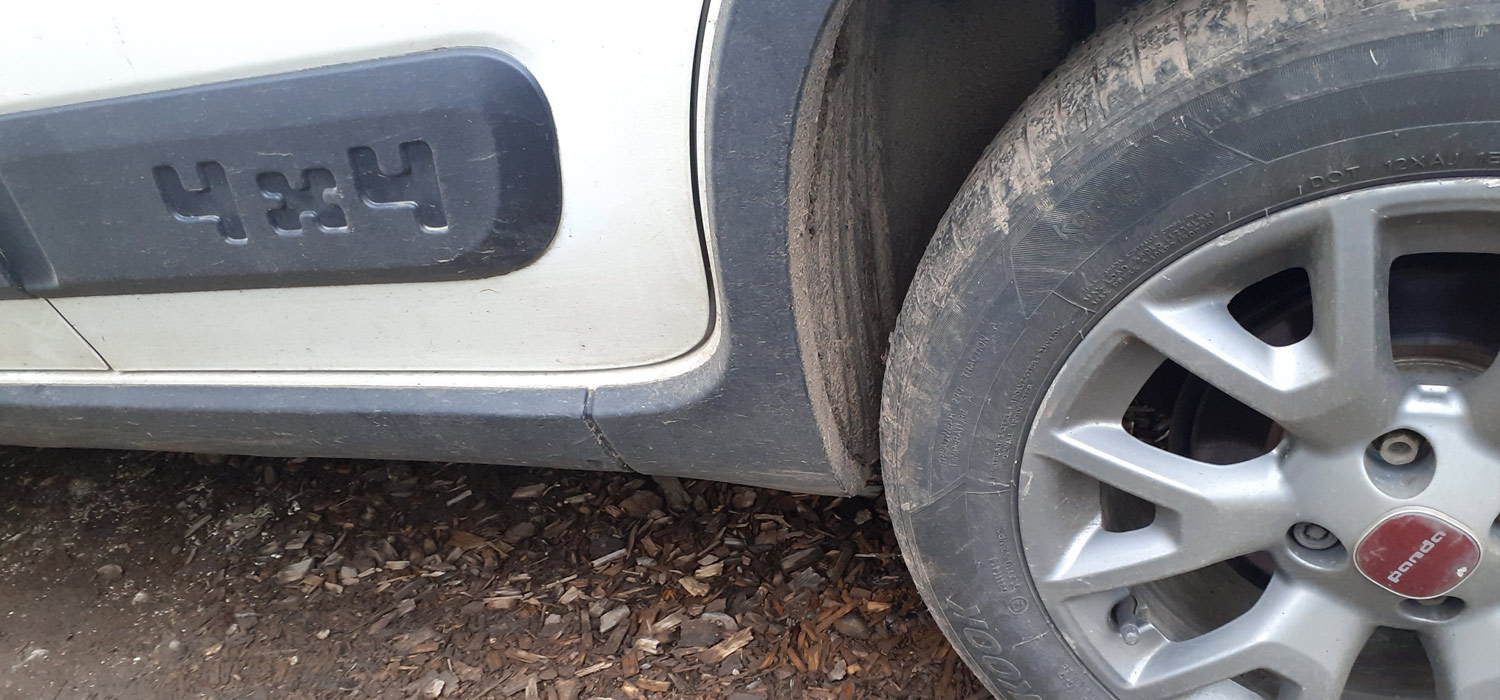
[0,1,711,373]
[0,300,108,370]
[0,0,876,496]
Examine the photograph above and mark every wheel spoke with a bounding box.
[1128,577,1373,699]
[1113,201,1405,446]
[1032,423,1293,526]
[1113,297,1315,426]
[1461,366,1500,437]
[1037,525,1230,598]
[1305,200,1406,428]
[1030,424,1293,597]
[1425,608,1500,700]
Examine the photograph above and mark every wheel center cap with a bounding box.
[1354,509,1481,599]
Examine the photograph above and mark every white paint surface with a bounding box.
[0,300,107,370]
[0,1,712,373]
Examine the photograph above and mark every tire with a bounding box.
[882,1,1500,699]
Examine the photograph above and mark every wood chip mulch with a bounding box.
[0,448,991,700]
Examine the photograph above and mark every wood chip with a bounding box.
[780,547,822,573]
[499,673,537,696]
[182,514,212,540]
[700,628,753,662]
[511,484,549,499]
[447,530,492,551]
[591,548,628,568]
[678,576,710,597]
[505,648,549,664]
[653,476,691,511]
[652,612,686,634]
[636,678,671,692]
[574,660,612,677]
[694,561,723,579]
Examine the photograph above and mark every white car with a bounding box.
[3,1,1498,698]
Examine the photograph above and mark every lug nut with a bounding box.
[1292,522,1339,550]
[1376,429,1424,466]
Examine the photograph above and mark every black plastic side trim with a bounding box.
[0,384,617,473]
[0,49,561,297]
[591,0,867,495]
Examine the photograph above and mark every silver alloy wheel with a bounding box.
[1019,179,1500,700]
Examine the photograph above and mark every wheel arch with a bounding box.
[784,0,1091,474]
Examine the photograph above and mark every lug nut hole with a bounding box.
[1365,429,1436,499]
[1291,522,1339,550]
[1399,596,1465,623]
[1374,429,1425,466]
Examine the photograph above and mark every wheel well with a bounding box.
[787,0,1108,470]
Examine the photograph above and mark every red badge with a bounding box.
[1354,510,1481,599]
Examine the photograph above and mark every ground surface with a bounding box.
[0,448,988,700]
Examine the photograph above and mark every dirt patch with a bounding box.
[0,449,987,700]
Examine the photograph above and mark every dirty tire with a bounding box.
[881,0,1500,698]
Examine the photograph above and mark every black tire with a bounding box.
[882,1,1500,698]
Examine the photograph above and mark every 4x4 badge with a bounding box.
[154,140,447,242]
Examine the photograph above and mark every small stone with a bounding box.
[131,591,153,606]
[503,521,537,544]
[153,639,187,663]
[731,489,758,510]
[277,558,314,585]
[315,629,331,640]
[13,648,48,669]
[599,604,631,634]
[618,490,663,519]
[234,611,260,632]
[420,677,445,699]
[699,611,739,633]
[832,612,872,640]
[828,658,848,681]
[554,679,580,700]
[588,535,626,561]
[283,531,312,551]
[68,478,97,500]
[676,619,723,648]
[96,564,123,583]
